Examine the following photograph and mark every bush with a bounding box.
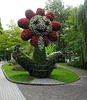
[47,51,65,63]
[67,61,82,68]
[13,44,65,78]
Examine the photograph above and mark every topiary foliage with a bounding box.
[13,45,64,78]
[13,44,35,76]
[17,8,61,50]
[13,8,62,78]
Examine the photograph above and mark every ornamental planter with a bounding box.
[13,8,61,78]
[31,64,50,78]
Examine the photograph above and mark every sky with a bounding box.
[0,0,84,30]
[63,0,84,7]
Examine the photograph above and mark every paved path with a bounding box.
[17,64,87,100]
[1,62,87,100]
[30,78,65,85]
[0,62,26,100]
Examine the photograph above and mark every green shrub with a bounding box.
[67,61,82,68]
[13,44,65,78]
[47,51,65,63]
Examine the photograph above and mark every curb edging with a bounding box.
[1,65,81,86]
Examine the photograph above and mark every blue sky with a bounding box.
[0,0,84,30]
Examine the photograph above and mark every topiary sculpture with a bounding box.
[13,8,61,78]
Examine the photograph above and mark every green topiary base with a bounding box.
[31,46,50,77]
[13,44,64,78]
[33,46,46,65]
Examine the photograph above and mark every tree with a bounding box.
[78,0,87,68]
[45,0,72,51]
[0,20,23,60]
[62,7,81,57]
[0,19,34,60]
[0,20,22,51]
[62,0,87,69]
[0,18,3,34]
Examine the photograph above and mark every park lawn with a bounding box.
[50,67,79,82]
[2,64,34,83]
[2,63,79,83]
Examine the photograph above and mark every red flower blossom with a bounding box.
[9,64,13,66]
[45,11,55,21]
[43,35,49,46]
[18,8,61,47]
[48,31,58,41]
[30,35,39,47]
[25,9,35,19]
[18,18,29,29]
[52,21,61,31]
[36,8,45,16]
[20,29,32,41]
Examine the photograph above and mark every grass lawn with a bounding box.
[2,63,79,83]
[2,64,34,83]
[50,67,79,82]
[59,63,87,71]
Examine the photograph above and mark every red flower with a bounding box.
[18,8,61,47]
[48,31,58,41]
[45,11,55,21]
[30,35,39,47]
[18,18,29,29]
[9,64,13,66]
[20,29,32,41]
[52,21,61,31]
[36,8,45,16]
[25,9,36,19]
[43,35,49,46]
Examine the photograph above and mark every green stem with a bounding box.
[33,46,46,65]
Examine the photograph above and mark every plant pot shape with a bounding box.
[13,44,61,78]
[31,46,51,78]
[31,64,50,78]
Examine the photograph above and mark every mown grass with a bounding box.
[2,63,79,83]
[2,64,34,83]
[50,67,79,82]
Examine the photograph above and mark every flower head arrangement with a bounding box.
[18,8,61,50]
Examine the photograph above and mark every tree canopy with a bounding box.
[45,0,72,51]
[0,18,3,34]
[0,20,22,51]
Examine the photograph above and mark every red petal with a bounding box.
[45,11,55,21]
[25,9,36,19]
[20,29,32,41]
[36,8,45,16]
[30,35,39,47]
[48,31,58,41]
[43,35,49,47]
[17,18,29,29]
[52,21,61,31]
